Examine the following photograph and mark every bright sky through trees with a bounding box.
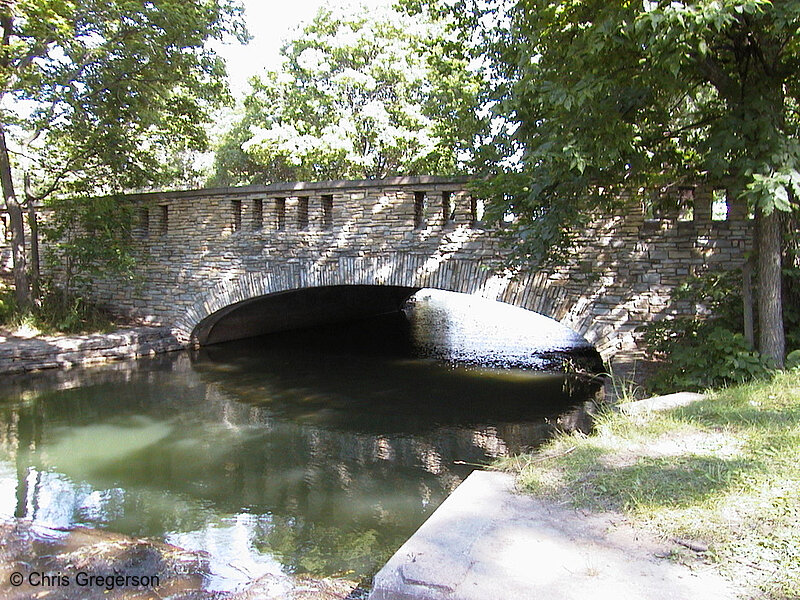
[214,0,393,95]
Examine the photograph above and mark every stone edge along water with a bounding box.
[0,326,184,374]
[369,468,736,600]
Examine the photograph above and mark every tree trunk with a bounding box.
[742,256,754,348]
[24,175,41,301]
[0,123,30,309]
[756,208,785,367]
[27,204,39,300]
[14,406,33,519]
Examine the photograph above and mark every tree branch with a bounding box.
[637,113,719,150]
[0,13,12,69]
[24,165,72,202]
[13,145,98,203]
[692,53,739,100]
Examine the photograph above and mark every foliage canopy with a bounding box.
[0,0,246,302]
[456,0,800,364]
[4,0,246,195]
[212,3,482,185]
[474,0,799,261]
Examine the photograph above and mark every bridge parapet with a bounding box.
[128,176,482,250]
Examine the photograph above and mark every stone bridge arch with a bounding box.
[54,176,751,360]
[180,253,566,346]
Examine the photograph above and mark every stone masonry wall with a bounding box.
[36,176,750,359]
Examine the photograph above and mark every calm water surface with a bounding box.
[0,290,602,591]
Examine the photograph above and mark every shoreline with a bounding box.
[486,372,800,599]
[0,326,185,375]
[370,469,737,600]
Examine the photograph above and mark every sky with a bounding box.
[214,0,393,96]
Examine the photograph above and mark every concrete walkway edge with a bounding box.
[369,470,736,600]
[617,391,706,414]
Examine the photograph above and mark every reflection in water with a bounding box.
[0,290,603,591]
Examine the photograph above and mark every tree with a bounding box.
[473,0,799,367]
[0,0,246,308]
[211,3,482,185]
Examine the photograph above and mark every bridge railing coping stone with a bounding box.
[118,175,472,202]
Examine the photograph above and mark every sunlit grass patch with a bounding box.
[498,371,800,599]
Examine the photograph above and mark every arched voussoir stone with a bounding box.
[182,254,530,346]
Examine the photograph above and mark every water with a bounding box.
[0,290,602,592]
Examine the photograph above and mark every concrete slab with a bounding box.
[619,392,705,415]
[370,471,737,600]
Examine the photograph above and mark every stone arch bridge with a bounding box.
[71,176,750,359]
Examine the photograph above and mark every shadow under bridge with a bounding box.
[192,284,420,346]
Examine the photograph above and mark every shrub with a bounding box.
[0,279,115,335]
[641,271,775,393]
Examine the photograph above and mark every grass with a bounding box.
[496,371,800,599]
[0,274,118,336]
[604,362,646,402]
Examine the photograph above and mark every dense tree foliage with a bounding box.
[463,0,800,366]
[211,3,482,185]
[0,0,246,306]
